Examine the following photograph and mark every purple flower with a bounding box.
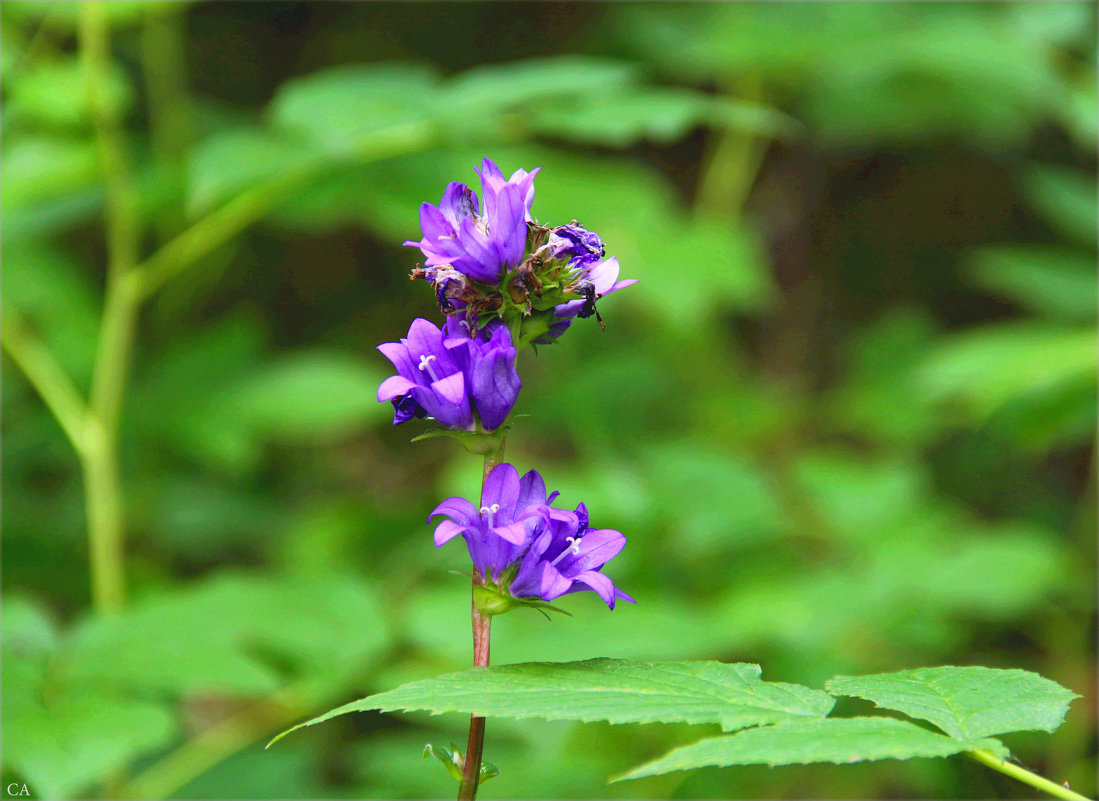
[404,158,540,284]
[536,256,639,344]
[547,222,605,267]
[429,464,633,610]
[510,499,634,610]
[377,318,520,431]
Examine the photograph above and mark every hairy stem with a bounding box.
[457,443,505,800]
[968,749,1091,801]
[80,1,143,614]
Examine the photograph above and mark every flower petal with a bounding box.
[428,496,479,525]
[567,569,619,608]
[539,562,574,601]
[481,463,520,516]
[377,374,416,403]
[556,528,625,576]
[492,520,528,545]
[434,520,470,547]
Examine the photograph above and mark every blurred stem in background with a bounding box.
[141,3,192,238]
[696,74,767,222]
[79,0,143,614]
[3,2,436,616]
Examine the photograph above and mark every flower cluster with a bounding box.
[377,317,519,431]
[430,464,632,611]
[377,157,632,612]
[404,158,636,348]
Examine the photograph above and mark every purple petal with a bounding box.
[377,341,416,378]
[428,496,479,525]
[555,528,626,576]
[568,569,618,608]
[471,347,520,431]
[516,469,548,511]
[377,374,416,402]
[539,562,574,601]
[419,202,454,242]
[431,371,466,406]
[481,463,520,516]
[438,182,479,228]
[434,520,470,547]
[492,520,527,545]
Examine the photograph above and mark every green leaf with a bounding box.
[919,323,1096,418]
[1024,164,1098,247]
[968,246,1097,322]
[825,666,1079,741]
[443,56,637,116]
[66,573,389,696]
[270,63,440,157]
[6,58,133,129]
[530,87,795,148]
[2,597,177,800]
[271,659,834,746]
[188,128,323,215]
[614,717,1004,781]
[225,350,390,440]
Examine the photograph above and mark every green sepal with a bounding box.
[423,742,464,782]
[411,425,506,454]
[473,582,573,619]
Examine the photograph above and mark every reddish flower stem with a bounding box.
[457,441,504,801]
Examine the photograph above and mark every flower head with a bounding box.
[429,463,633,611]
[377,317,520,431]
[404,158,539,284]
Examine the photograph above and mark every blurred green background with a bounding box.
[2,2,1096,798]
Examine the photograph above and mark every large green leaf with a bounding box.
[273,659,834,744]
[614,717,1004,782]
[270,63,440,157]
[2,596,177,800]
[825,666,1079,741]
[66,573,389,696]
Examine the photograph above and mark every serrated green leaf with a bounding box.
[271,659,834,746]
[825,666,1079,741]
[614,717,1006,781]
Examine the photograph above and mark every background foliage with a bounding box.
[2,2,1096,798]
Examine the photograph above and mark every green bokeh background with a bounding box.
[2,2,1096,798]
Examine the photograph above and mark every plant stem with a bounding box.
[141,3,191,238]
[116,682,312,800]
[457,444,505,801]
[1,312,90,454]
[968,749,1092,801]
[132,119,433,300]
[695,73,766,222]
[81,1,143,615]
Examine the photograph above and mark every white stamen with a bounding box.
[479,503,501,526]
[417,353,440,382]
[551,536,582,567]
